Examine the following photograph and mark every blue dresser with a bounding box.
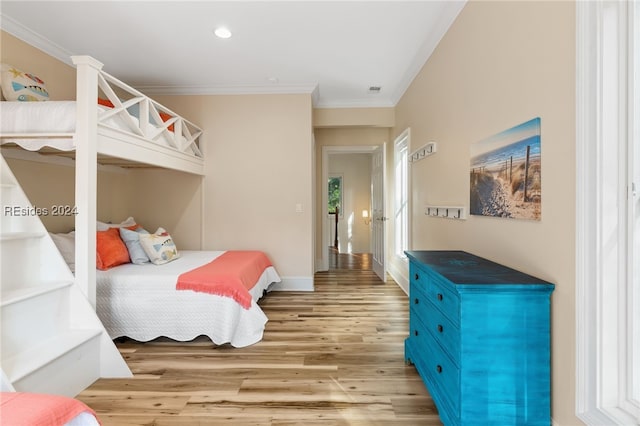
[404,250,554,425]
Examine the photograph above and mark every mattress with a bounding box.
[96,250,281,348]
[0,101,192,153]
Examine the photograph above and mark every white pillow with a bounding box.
[49,231,75,272]
[96,216,136,231]
[0,63,49,101]
[139,227,180,265]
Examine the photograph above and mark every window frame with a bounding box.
[575,1,639,423]
[393,128,410,260]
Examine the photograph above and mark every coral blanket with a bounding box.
[176,250,273,309]
[0,392,100,426]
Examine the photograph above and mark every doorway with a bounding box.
[320,145,385,279]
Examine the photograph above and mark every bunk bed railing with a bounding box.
[95,64,203,158]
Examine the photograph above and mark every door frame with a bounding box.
[320,145,380,271]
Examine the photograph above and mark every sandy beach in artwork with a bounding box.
[470,156,541,220]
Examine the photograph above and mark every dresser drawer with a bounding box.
[423,300,460,365]
[423,270,460,325]
[409,274,429,310]
[408,305,430,349]
[423,333,461,417]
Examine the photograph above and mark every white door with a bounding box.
[371,144,386,281]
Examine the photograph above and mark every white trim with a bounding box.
[0,14,75,67]
[576,1,639,424]
[137,83,318,97]
[320,145,379,272]
[387,256,409,296]
[269,277,314,292]
[393,128,410,261]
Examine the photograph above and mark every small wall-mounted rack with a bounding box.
[409,142,437,162]
[425,205,466,220]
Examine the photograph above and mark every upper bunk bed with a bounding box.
[0,56,204,174]
[0,55,206,307]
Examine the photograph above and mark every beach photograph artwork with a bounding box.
[470,117,541,220]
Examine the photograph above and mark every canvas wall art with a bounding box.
[470,117,541,220]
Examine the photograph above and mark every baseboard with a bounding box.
[270,276,314,292]
[387,262,409,296]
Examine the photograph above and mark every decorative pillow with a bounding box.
[50,231,75,272]
[0,63,49,101]
[96,216,137,231]
[96,227,130,270]
[98,97,114,108]
[159,111,175,132]
[139,227,180,265]
[119,226,150,264]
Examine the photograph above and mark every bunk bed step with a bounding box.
[0,281,75,360]
[3,329,102,396]
[0,280,73,307]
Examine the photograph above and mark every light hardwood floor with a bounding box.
[78,253,442,425]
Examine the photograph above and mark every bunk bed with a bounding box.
[0,56,279,348]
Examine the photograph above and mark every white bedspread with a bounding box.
[96,250,280,348]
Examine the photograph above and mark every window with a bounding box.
[394,129,409,259]
[631,0,640,407]
[328,175,342,216]
[576,1,639,423]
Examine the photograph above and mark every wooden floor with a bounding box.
[78,252,441,425]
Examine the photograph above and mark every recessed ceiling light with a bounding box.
[214,27,232,39]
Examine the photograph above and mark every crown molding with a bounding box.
[390,0,466,106]
[135,83,318,97]
[1,14,75,67]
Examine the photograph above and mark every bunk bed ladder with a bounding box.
[0,153,131,396]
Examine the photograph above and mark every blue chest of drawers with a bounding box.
[404,250,555,425]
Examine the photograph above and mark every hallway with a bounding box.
[328,247,372,271]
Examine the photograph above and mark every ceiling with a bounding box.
[0,1,465,108]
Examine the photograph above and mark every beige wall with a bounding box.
[6,157,133,233]
[314,107,394,128]
[152,93,314,279]
[127,168,203,250]
[0,31,76,100]
[394,1,578,424]
[328,153,371,254]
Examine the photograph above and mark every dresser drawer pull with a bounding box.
[436,293,443,301]
[414,273,419,280]
[414,298,419,305]
[437,324,443,333]
[436,365,443,374]
[414,330,419,336]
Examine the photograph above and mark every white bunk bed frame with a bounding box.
[2,55,205,308]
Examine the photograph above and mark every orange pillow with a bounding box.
[96,227,130,270]
[159,111,175,132]
[97,97,114,108]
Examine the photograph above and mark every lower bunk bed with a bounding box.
[96,250,280,348]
